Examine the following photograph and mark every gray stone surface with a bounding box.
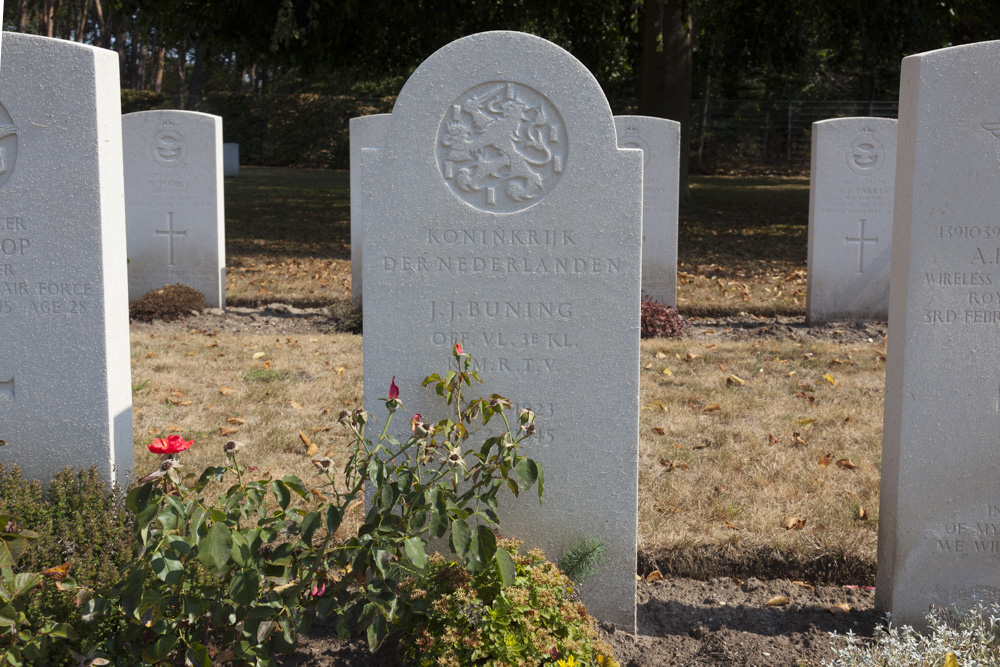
[223,142,239,177]
[362,31,641,630]
[877,39,1000,627]
[349,113,388,305]
[807,117,896,324]
[123,110,225,308]
[615,115,679,305]
[0,33,132,485]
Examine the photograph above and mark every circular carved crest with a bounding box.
[437,82,567,213]
[0,103,19,191]
[846,130,884,175]
[151,123,187,167]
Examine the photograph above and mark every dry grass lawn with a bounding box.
[126,168,885,581]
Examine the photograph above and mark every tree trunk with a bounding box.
[638,0,693,201]
[186,41,206,109]
[17,0,29,32]
[153,45,166,94]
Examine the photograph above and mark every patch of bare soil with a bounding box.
[279,578,879,666]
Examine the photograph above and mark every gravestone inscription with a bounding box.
[0,33,132,485]
[878,39,1000,627]
[361,32,641,630]
[123,110,225,308]
[349,113,389,305]
[807,117,897,324]
[615,115,679,306]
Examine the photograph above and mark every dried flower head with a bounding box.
[223,439,245,455]
[446,446,466,470]
[312,457,334,471]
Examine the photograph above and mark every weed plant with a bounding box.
[129,284,208,321]
[825,603,1000,666]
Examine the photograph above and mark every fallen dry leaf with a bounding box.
[792,581,815,590]
[646,570,663,581]
[662,368,673,376]
[252,352,266,360]
[797,418,814,426]
[336,366,345,375]
[836,458,857,469]
[723,521,740,531]
[717,363,726,372]
[290,401,304,410]
[652,427,666,435]
[765,596,790,607]
[644,362,653,370]
[732,576,744,587]
[658,458,688,471]
[828,603,851,615]
[655,351,668,359]
[206,342,219,348]
[726,374,746,386]
[795,392,816,403]
[685,352,702,361]
[858,506,869,520]
[311,426,333,434]
[704,404,722,413]
[792,432,808,447]
[784,516,807,530]
[300,430,319,456]
[823,373,838,386]
[220,386,236,396]
[166,424,182,431]
[656,506,681,514]
[227,417,246,425]
[818,453,834,467]
[768,433,779,446]
[219,427,238,436]
[146,351,157,358]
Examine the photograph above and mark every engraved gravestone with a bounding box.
[362,31,641,630]
[878,40,1000,626]
[806,117,896,324]
[615,115,679,305]
[349,113,389,305]
[123,110,225,308]
[0,33,132,485]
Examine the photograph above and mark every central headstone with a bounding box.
[362,31,641,630]
[0,33,132,485]
[807,117,897,324]
[878,39,1000,626]
[123,110,225,308]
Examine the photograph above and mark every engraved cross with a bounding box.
[845,219,878,273]
[155,212,187,267]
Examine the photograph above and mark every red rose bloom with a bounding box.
[148,435,193,455]
[389,376,399,400]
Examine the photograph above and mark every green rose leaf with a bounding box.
[197,523,233,577]
[466,525,497,574]
[450,518,471,556]
[494,547,516,587]
[186,643,212,667]
[404,537,428,569]
[269,480,290,510]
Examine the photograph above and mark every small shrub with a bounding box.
[129,283,208,322]
[640,296,687,339]
[327,299,363,334]
[824,603,1000,666]
[400,538,619,667]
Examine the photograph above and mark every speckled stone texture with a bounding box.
[123,110,226,309]
[806,117,896,324]
[615,115,679,306]
[349,113,388,305]
[878,40,1000,628]
[361,31,641,631]
[0,33,132,486]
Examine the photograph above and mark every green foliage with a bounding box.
[120,89,171,114]
[400,539,619,667]
[326,300,363,335]
[64,347,542,663]
[0,466,135,665]
[129,284,209,322]
[557,536,607,584]
[243,368,292,384]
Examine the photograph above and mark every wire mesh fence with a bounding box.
[691,99,899,171]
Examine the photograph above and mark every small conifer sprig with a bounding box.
[558,535,608,584]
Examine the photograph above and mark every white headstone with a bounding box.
[349,114,389,305]
[223,142,239,177]
[122,110,225,308]
[615,115,679,305]
[0,33,132,485]
[362,31,641,630]
[878,40,1000,626]
[806,117,896,324]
